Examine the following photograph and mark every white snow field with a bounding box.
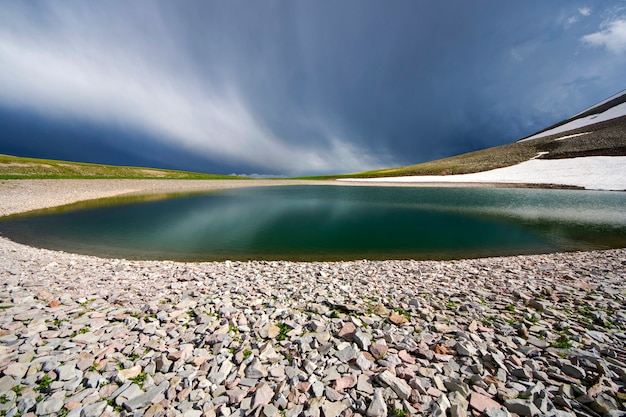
[339,156,626,191]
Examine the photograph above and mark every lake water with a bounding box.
[1,185,625,261]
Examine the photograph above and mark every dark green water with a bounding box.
[1,186,625,261]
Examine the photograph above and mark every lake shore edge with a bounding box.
[0,178,590,218]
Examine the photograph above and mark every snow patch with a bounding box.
[554,132,592,141]
[339,156,626,191]
[521,102,626,141]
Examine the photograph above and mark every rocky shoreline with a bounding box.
[0,235,625,416]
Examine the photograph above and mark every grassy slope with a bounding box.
[0,155,242,180]
[315,115,626,179]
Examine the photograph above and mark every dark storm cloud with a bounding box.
[0,1,625,174]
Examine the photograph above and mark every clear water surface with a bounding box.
[1,185,625,261]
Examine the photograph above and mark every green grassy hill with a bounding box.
[0,155,241,180]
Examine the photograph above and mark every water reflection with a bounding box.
[0,186,624,261]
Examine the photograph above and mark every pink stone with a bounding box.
[470,392,501,413]
[338,322,356,340]
[117,365,142,382]
[509,354,522,367]
[389,313,409,325]
[370,343,388,359]
[334,374,357,391]
[398,350,416,364]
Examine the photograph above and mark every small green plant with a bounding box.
[187,310,197,319]
[78,327,90,334]
[393,307,411,320]
[552,335,573,349]
[506,304,516,312]
[58,407,69,417]
[53,318,68,326]
[243,349,252,359]
[228,325,239,334]
[128,353,140,361]
[11,385,24,396]
[35,375,53,392]
[528,315,539,324]
[129,372,147,389]
[275,322,293,341]
[106,399,124,413]
[283,353,294,364]
[0,394,9,404]
[391,408,408,417]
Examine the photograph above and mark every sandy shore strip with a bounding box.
[0,179,625,416]
[0,179,333,218]
[0,178,592,218]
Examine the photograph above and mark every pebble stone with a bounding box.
[0,236,625,416]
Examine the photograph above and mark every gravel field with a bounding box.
[0,180,625,417]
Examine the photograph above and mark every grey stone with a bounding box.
[312,380,325,397]
[444,378,471,397]
[334,345,357,362]
[456,341,477,357]
[485,408,512,417]
[590,392,619,414]
[35,397,64,415]
[366,389,387,417]
[123,381,169,411]
[561,363,586,380]
[3,363,28,379]
[252,383,274,408]
[354,329,371,351]
[80,401,107,417]
[155,354,172,373]
[322,400,347,417]
[245,358,268,379]
[378,370,412,400]
[17,396,37,413]
[504,399,540,417]
[0,376,16,394]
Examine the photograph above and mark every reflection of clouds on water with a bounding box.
[142,195,361,252]
[1,186,624,260]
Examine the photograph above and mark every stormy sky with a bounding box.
[1,1,625,175]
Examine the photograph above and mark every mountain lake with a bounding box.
[1,185,625,261]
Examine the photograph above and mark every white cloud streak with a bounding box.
[582,18,626,55]
[0,4,387,174]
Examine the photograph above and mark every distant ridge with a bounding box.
[328,89,626,179]
[0,154,242,180]
[520,89,626,141]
